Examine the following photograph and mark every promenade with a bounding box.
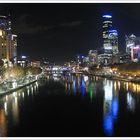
[0,75,39,96]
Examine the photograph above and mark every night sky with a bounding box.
[0,3,140,64]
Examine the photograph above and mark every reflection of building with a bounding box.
[0,15,17,63]
[127,92,135,112]
[103,80,119,136]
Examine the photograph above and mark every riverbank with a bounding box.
[83,71,140,83]
[0,79,37,97]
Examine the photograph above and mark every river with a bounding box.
[0,74,140,136]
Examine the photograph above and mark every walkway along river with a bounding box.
[0,74,139,136]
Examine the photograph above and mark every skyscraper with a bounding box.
[109,29,118,54]
[125,34,140,62]
[98,14,119,66]
[102,14,118,54]
[125,34,136,54]
[102,14,113,51]
[0,15,17,62]
[11,34,17,63]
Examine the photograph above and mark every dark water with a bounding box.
[0,74,140,137]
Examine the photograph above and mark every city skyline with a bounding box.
[1,2,140,137]
[0,3,140,64]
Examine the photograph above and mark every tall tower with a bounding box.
[102,14,118,54]
[11,34,17,64]
[102,14,113,51]
[0,15,17,62]
[125,34,136,54]
[0,16,10,60]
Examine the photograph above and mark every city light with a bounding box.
[0,30,2,36]
[89,83,94,101]
[0,4,140,137]
[104,81,113,100]
[102,15,112,18]
[21,56,27,59]
[81,79,86,96]
[73,80,77,96]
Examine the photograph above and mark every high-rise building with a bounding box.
[102,14,118,54]
[98,14,118,66]
[125,34,140,62]
[125,34,136,54]
[102,14,113,51]
[11,34,17,64]
[109,29,118,54]
[0,15,17,63]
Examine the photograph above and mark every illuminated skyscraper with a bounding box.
[98,14,119,66]
[109,29,118,54]
[125,34,136,54]
[0,15,17,62]
[102,14,113,51]
[125,34,140,62]
[11,34,17,63]
[102,14,118,54]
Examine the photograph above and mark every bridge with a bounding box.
[41,66,83,76]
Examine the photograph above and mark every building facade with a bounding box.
[103,14,113,51]
[0,15,17,63]
[125,34,136,55]
[88,50,98,66]
[99,14,119,66]
[112,53,131,64]
[125,34,140,62]
[102,14,118,54]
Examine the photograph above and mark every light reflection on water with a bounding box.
[89,82,94,101]
[127,92,135,112]
[73,80,76,96]
[61,75,139,136]
[103,80,119,136]
[0,75,139,136]
[0,81,39,136]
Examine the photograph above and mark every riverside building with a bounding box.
[0,15,17,65]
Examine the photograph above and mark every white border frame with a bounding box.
[0,1,139,139]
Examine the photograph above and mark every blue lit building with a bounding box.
[109,29,119,54]
[102,14,118,54]
[98,14,119,66]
